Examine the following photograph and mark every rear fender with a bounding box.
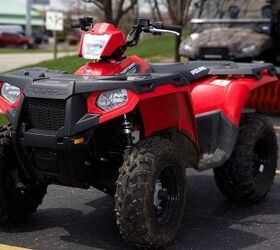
[245,79,280,114]
[222,73,280,125]
[194,72,279,171]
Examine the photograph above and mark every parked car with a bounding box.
[0,31,35,49]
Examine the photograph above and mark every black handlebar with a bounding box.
[126,18,182,47]
[71,17,94,31]
[153,22,182,33]
[71,17,182,48]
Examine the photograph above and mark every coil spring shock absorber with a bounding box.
[122,114,133,149]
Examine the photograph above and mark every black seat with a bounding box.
[150,62,210,83]
[150,63,187,73]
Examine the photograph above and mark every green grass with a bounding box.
[32,56,87,73]
[126,34,176,60]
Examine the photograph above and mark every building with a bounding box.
[0,0,44,31]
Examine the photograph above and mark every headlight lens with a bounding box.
[1,82,20,103]
[96,89,128,111]
[190,33,199,40]
[184,44,193,52]
[82,33,110,60]
[242,45,256,55]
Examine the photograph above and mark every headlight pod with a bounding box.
[183,44,193,52]
[1,82,20,104]
[96,89,128,111]
[82,33,110,60]
[190,33,199,41]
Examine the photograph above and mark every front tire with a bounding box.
[115,136,191,248]
[214,114,278,203]
[0,126,47,224]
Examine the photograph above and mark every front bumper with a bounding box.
[8,95,100,188]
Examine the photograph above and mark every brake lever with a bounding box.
[149,27,180,36]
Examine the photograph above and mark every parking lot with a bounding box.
[0,116,279,250]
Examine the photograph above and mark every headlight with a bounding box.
[242,45,256,55]
[190,33,199,40]
[82,33,110,60]
[184,44,193,52]
[96,89,128,111]
[1,82,20,103]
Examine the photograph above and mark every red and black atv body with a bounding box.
[0,18,278,248]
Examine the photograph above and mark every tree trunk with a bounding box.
[174,33,181,62]
[104,0,114,24]
[154,0,163,22]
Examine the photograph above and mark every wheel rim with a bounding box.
[153,166,180,225]
[252,138,269,178]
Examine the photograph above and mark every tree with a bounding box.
[82,0,138,26]
[165,0,193,62]
[145,0,163,22]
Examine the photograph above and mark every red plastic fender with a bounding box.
[137,91,197,141]
[191,72,279,126]
[87,84,198,144]
[75,55,150,76]
[246,80,280,114]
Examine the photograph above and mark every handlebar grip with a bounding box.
[154,22,182,33]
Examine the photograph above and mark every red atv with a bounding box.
[0,18,279,248]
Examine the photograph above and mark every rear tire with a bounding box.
[214,114,278,203]
[0,126,47,224]
[115,136,191,248]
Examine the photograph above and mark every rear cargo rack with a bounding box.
[186,61,277,79]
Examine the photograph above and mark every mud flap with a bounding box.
[196,111,239,171]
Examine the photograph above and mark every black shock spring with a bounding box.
[122,114,133,149]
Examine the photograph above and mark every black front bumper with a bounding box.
[7,94,100,188]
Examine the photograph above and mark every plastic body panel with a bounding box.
[246,80,280,113]
[190,72,279,125]
[87,85,197,142]
[75,55,150,76]
[78,23,126,58]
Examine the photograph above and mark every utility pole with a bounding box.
[26,0,32,36]
[77,0,81,18]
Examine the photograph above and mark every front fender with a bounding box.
[89,84,198,144]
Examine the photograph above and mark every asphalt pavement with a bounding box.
[0,116,279,250]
